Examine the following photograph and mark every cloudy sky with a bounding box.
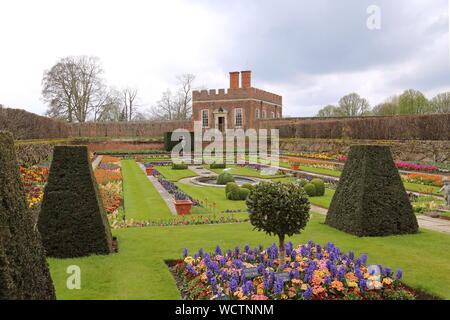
[0,0,448,117]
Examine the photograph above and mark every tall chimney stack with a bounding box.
[241,70,251,88]
[229,71,239,89]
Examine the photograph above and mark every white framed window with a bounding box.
[277,112,280,118]
[271,112,275,118]
[234,108,243,127]
[256,109,260,119]
[262,110,266,119]
[201,109,209,128]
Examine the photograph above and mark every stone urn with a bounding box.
[291,163,299,171]
[174,200,193,216]
[146,167,154,176]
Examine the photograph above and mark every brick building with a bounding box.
[192,71,282,131]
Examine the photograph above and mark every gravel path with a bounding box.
[137,163,178,216]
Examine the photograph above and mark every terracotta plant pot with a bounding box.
[174,200,193,216]
[291,163,300,170]
[146,167,154,176]
[136,157,142,163]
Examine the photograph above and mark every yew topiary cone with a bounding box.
[325,145,418,237]
[0,131,55,299]
[38,145,112,258]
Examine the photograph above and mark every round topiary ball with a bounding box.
[311,178,325,196]
[217,172,235,185]
[298,178,308,187]
[225,182,239,197]
[303,183,317,197]
[238,187,250,200]
[241,183,254,191]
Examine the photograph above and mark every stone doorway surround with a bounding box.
[213,108,228,131]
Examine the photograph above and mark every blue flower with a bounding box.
[396,269,403,280]
[361,253,368,265]
[302,287,313,300]
[274,278,284,296]
[215,245,223,256]
[182,248,188,257]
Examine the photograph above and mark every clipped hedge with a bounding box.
[0,131,56,299]
[311,179,325,196]
[38,145,113,258]
[172,163,188,170]
[210,162,226,169]
[325,145,418,237]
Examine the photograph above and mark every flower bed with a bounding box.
[284,157,342,171]
[19,165,49,208]
[403,173,445,188]
[173,241,416,300]
[110,215,250,229]
[283,152,346,161]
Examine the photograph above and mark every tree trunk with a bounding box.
[278,234,286,272]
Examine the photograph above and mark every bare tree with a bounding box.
[150,73,195,120]
[338,93,370,116]
[122,87,139,121]
[175,74,195,120]
[431,92,450,114]
[42,56,104,122]
[316,105,339,117]
[151,89,176,120]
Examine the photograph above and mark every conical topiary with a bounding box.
[325,145,418,237]
[38,145,112,258]
[0,131,56,299]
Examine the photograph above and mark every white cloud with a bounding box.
[0,0,448,117]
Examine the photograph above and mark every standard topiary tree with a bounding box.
[325,145,418,237]
[0,131,56,299]
[38,145,113,258]
[217,172,235,185]
[311,179,325,196]
[303,183,317,197]
[246,182,310,271]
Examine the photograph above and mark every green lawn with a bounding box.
[175,182,248,219]
[154,166,198,182]
[210,165,285,179]
[121,160,172,220]
[47,213,450,300]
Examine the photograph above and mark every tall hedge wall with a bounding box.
[38,145,113,258]
[0,107,69,140]
[274,113,450,140]
[0,131,55,300]
[325,145,418,237]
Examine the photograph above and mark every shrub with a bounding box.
[38,146,113,258]
[298,178,308,187]
[172,163,188,170]
[311,178,325,196]
[303,183,317,197]
[0,131,55,299]
[325,145,418,236]
[210,162,226,169]
[246,182,310,271]
[225,182,239,196]
[238,188,250,200]
[241,183,254,191]
[217,172,235,185]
